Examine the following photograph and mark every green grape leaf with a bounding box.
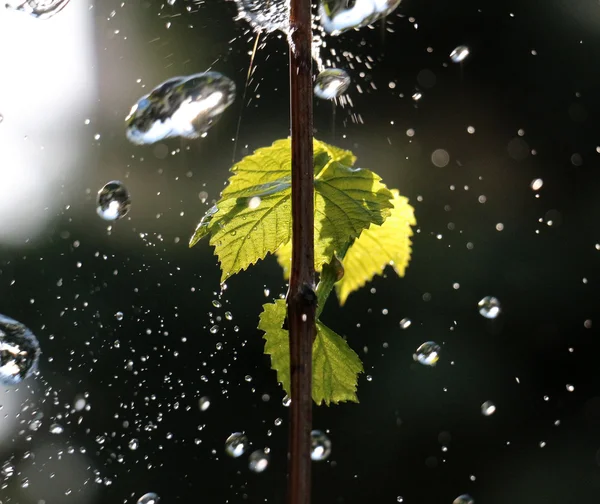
[336,189,416,305]
[190,138,393,283]
[258,300,363,405]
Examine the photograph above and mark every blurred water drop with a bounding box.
[282,394,291,407]
[314,69,351,100]
[481,401,496,416]
[478,296,501,319]
[453,495,474,504]
[248,449,269,473]
[199,396,210,411]
[450,45,470,63]
[319,0,402,35]
[96,181,131,221]
[399,318,412,329]
[234,0,289,33]
[126,72,236,145]
[225,432,249,458]
[413,341,440,366]
[310,430,332,461]
[137,493,160,504]
[5,0,71,19]
[530,178,544,191]
[49,423,64,434]
[129,438,139,450]
[0,314,41,385]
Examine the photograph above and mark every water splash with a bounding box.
[5,0,71,19]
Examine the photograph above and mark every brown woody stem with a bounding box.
[286,0,315,503]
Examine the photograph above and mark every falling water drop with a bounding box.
[199,396,210,411]
[478,296,501,319]
[96,181,131,221]
[314,69,351,100]
[481,401,496,416]
[450,45,470,63]
[5,0,71,19]
[137,493,160,504]
[225,432,249,458]
[319,0,402,35]
[310,430,332,461]
[248,449,269,473]
[453,495,474,504]
[126,71,236,145]
[413,341,440,366]
[0,314,41,385]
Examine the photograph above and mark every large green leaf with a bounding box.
[336,189,416,305]
[190,138,393,282]
[258,300,363,405]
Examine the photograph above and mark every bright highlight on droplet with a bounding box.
[96,181,131,221]
[310,430,332,461]
[478,296,501,319]
[531,178,544,191]
[413,341,440,366]
[137,493,160,504]
[481,400,496,416]
[225,432,249,458]
[314,68,351,100]
[450,45,470,63]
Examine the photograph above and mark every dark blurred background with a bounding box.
[1,0,600,503]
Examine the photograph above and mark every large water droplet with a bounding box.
[49,423,64,434]
[319,0,402,35]
[137,493,160,504]
[225,432,249,458]
[199,396,210,411]
[413,341,440,366]
[248,449,269,473]
[481,401,496,416]
[234,0,289,33]
[452,495,474,504]
[314,69,351,100]
[310,430,332,461]
[478,296,501,319]
[5,0,71,19]
[450,45,470,63]
[96,181,131,221]
[126,71,236,145]
[0,314,40,385]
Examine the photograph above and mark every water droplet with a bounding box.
[199,396,210,411]
[453,495,474,504]
[0,314,40,385]
[413,341,441,366]
[478,296,501,319]
[282,394,291,407]
[481,401,496,416]
[126,72,236,145]
[399,318,412,329]
[530,178,544,191]
[248,449,269,473]
[450,45,470,63]
[225,432,249,458]
[310,430,332,461]
[137,493,160,504]
[314,69,351,100]
[6,0,71,19]
[129,438,139,450]
[96,181,131,221]
[49,423,64,434]
[234,0,289,33]
[319,0,402,35]
[209,325,220,334]
[115,311,124,321]
[566,384,575,392]
[0,114,3,123]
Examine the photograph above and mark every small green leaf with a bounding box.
[258,300,363,405]
[336,189,416,305]
[191,138,393,283]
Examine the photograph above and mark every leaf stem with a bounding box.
[287,0,314,503]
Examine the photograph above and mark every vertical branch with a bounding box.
[287,0,314,503]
